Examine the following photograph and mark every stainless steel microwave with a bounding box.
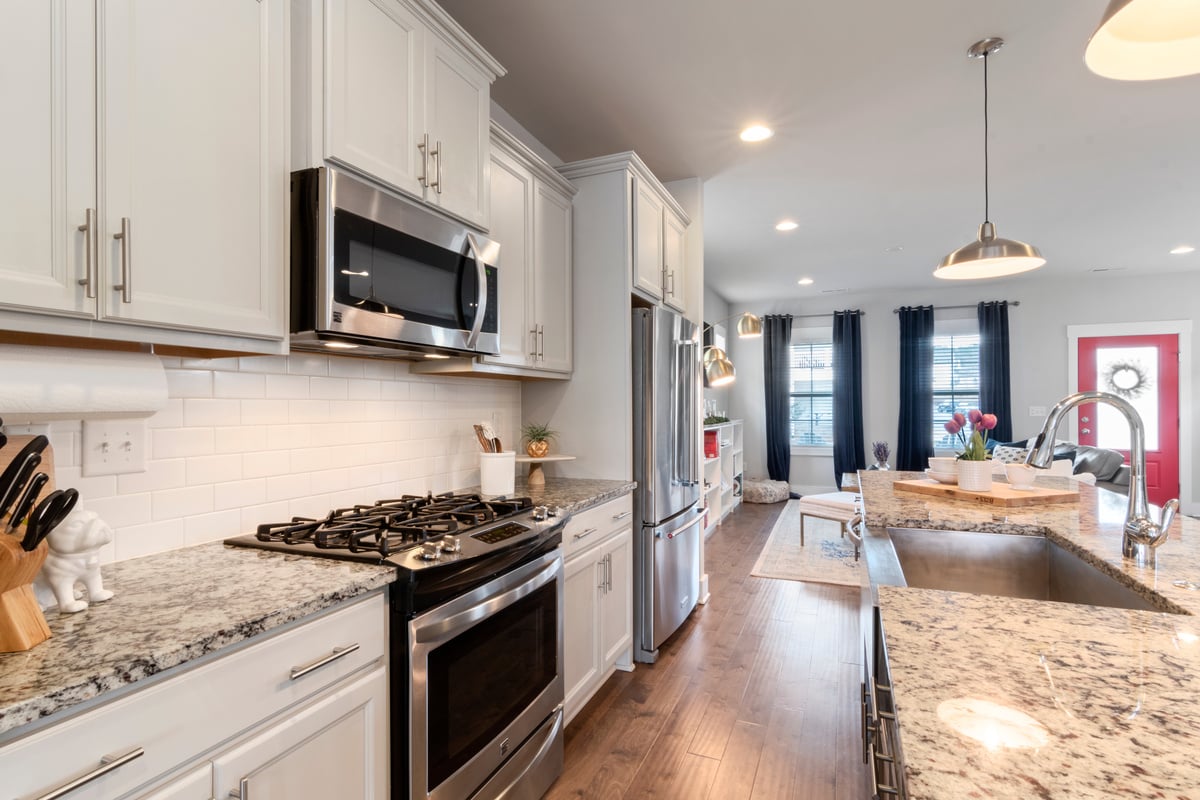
[290,166,500,358]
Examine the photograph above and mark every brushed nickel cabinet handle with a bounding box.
[611,510,632,521]
[77,208,96,298]
[434,140,442,193]
[34,747,145,800]
[418,133,430,188]
[112,217,132,303]
[537,324,545,361]
[289,643,360,680]
[606,553,613,592]
[228,778,250,799]
[572,527,599,541]
[530,327,539,358]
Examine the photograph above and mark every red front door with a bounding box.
[1077,334,1179,506]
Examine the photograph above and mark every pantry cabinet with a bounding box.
[299,0,503,230]
[562,494,634,724]
[0,0,288,352]
[0,593,387,800]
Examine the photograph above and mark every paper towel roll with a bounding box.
[0,345,168,420]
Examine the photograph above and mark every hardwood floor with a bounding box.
[546,502,873,800]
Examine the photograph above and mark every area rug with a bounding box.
[750,499,868,588]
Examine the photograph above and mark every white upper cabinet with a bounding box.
[633,176,666,301]
[303,0,503,230]
[477,124,574,377]
[662,208,687,312]
[0,0,288,351]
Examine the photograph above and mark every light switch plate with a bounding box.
[82,419,147,476]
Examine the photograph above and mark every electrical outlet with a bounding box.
[82,419,147,476]
[1029,405,1047,417]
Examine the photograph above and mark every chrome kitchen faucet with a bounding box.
[1026,391,1179,567]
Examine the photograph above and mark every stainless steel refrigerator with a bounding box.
[631,306,704,663]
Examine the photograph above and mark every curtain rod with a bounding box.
[891,300,1020,314]
[765,310,864,320]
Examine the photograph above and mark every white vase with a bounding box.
[957,460,993,492]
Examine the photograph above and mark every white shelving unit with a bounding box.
[702,420,743,535]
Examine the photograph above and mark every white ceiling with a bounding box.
[438,0,1200,305]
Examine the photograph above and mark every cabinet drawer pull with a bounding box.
[530,327,539,358]
[112,217,132,303]
[289,643,360,680]
[537,324,545,361]
[229,778,250,799]
[572,527,599,541]
[34,746,145,800]
[77,208,96,298]
[611,510,632,521]
[430,140,442,193]
[606,553,613,592]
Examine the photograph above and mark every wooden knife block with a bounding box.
[0,434,56,652]
[0,536,51,652]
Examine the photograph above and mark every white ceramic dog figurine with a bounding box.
[33,508,114,613]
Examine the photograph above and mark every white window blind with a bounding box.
[931,331,981,448]
[789,340,834,447]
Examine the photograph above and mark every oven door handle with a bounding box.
[411,551,560,646]
[465,232,487,349]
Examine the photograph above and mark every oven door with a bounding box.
[301,166,500,355]
[410,549,564,800]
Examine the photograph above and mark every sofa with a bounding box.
[991,439,1130,495]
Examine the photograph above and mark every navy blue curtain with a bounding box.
[832,310,865,488]
[977,301,1013,442]
[763,314,793,482]
[896,306,935,471]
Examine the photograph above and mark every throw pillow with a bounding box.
[992,445,1029,464]
[1073,445,1125,482]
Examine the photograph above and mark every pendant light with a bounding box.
[935,38,1046,281]
[1086,0,1200,81]
[701,312,762,387]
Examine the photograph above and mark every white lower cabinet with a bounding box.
[562,495,634,724]
[0,593,387,800]
[212,665,388,800]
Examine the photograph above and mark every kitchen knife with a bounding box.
[0,435,49,516]
[21,488,78,551]
[7,472,49,534]
[0,452,43,520]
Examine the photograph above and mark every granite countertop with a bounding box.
[0,476,633,742]
[859,471,1200,798]
[0,543,395,739]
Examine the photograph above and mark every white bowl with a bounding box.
[925,468,958,485]
[1005,463,1037,490]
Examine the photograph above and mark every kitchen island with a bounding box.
[859,470,1200,798]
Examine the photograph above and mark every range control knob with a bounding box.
[441,535,461,553]
[420,541,442,561]
[532,505,550,521]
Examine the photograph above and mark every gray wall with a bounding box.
[718,271,1199,505]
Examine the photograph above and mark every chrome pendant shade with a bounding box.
[736,313,762,338]
[701,312,761,387]
[1086,0,1200,81]
[935,38,1045,281]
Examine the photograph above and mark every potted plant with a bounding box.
[521,422,558,458]
[944,410,998,491]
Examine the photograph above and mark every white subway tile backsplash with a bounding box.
[39,352,517,563]
[213,372,266,399]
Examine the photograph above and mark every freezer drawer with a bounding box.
[636,508,702,661]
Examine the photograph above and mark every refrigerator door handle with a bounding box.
[677,339,700,487]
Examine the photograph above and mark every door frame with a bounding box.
[1067,320,1193,513]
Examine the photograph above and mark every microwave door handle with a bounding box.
[465,233,487,349]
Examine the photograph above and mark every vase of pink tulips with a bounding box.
[944,410,998,491]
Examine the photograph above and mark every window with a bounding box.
[789,337,834,448]
[932,330,981,448]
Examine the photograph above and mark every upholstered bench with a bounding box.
[797,491,863,558]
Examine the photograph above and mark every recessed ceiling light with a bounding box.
[884,245,904,254]
[775,220,798,231]
[739,124,773,143]
[1170,245,1195,255]
[797,277,814,286]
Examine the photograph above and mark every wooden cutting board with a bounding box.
[893,478,1079,507]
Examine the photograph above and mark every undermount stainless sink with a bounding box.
[886,527,1169,613]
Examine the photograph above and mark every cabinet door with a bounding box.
[326,0,425,199]
[213,665,388,800]
[128,764,212,800]
[662,210,687,313]
[632,177,665,301]
[531,180,572,373]
[0,0,95,317]
[563,547,602,722]
[599,527,633,670]
[101,0,286,339]
[481,145,533,368]
[425,32,490,228]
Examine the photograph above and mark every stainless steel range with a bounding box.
[225,493,565,800]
